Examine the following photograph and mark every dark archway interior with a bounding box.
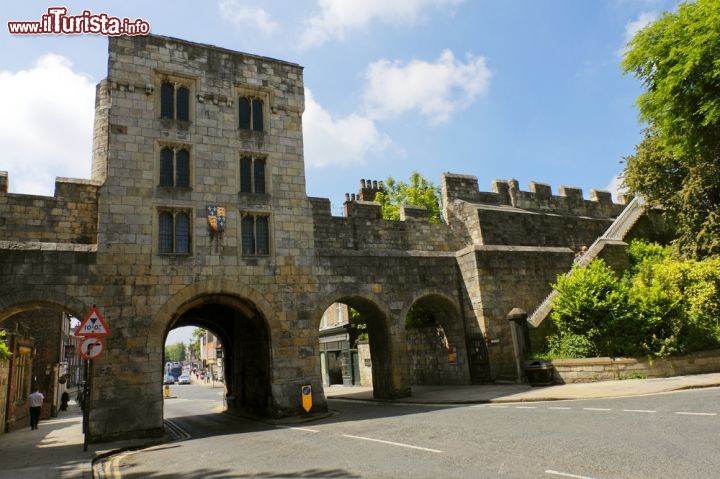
[166,295,271,416]
[405,294,471,386]
[334,297,395,399]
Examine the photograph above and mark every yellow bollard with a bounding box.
[164,385,170,398]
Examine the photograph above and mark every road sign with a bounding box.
[79,337,105,360]
[301,385,312,412]
[76,307,110,337]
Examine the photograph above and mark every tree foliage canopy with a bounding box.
[165,342,186,362]
[0,331,11,361]
[622,0,720,258]
[373,172,441,224]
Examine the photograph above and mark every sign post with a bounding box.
[75,305,110,451]
[301,385,312,413]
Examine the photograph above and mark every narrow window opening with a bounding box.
[176,86,189,122]
[239,97,251,130]
[159,212,173,253]
[242,216,255,255]
[160,82,174,119]
[252,99,263,132]
[176,149,190,187]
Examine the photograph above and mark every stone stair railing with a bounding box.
[527,196,646,327]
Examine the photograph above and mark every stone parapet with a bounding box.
[443,173,625,219]
[549,350,720,383]
[0,175,99,244]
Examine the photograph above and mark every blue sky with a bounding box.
[1,1,679,344]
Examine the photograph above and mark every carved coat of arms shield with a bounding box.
[207,205,227,233]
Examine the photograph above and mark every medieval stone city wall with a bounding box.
[0,33,669,442]
[442,173,628,379]
[0,174,99,244]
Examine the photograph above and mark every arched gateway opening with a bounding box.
[0,300,86,432]
[162,294,271,417]
[318,295,405,399]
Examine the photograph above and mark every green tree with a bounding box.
[0,331,11,361]
[190,328,203,359]
[165,342,186,362]
[622,0,720,258]
[373,172,441,223]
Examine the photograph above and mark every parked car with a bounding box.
[178,373,191,385]
[163,374,175,385]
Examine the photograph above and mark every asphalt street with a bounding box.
[113,384,720,479]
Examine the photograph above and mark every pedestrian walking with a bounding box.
[60,391,70,411]
[29,387,44,430]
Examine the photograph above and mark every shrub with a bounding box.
[550,259,642,357]
[545,242,720,359]
[545,333,597,358]
[0,331,10,361]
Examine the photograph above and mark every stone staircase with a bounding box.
[527,196,646,327]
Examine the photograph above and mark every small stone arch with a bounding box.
[402,290,471,385]
[312,288,393,333]
[313,288,410,399]
[0,287,91,322]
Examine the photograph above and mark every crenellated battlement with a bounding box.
[442,173,626,219]
[0,172,99,244]
[309,196,462,253]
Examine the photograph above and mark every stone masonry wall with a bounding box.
[407,326,466,385]
[310,198,464,252]
[0,174,99,244]
[83,34,319,441]
[0,33,673,442]
[550,350,720,383]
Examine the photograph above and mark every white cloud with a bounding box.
[605,173,627,202]
[623,11,659,45]
[303,89,390,168]
[218,0,279,34]
[0,54,95,196]
[300,0,462,48]
[363,49,491,124]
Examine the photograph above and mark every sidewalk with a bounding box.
[325,372,720,404]
[2,374,719,479]
[0,400,163,479]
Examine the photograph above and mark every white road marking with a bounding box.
[549,407,572,410]
[470,405,486,408]
[489,405,508,408]
[342,434,443,453]
[545,470,598,479]
[288,426,320,433]
[622,409,656,413]
[516,406,537,409]
[676,412,717,416]
[583,408,611,411]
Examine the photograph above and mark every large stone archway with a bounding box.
[314,290,410,399]
[162,292,273,415]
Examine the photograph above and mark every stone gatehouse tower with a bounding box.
[0,35,647,442]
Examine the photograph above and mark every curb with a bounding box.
[325,382,720,406]
[91,421,186,479]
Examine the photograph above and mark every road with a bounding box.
[113,384,720,478]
